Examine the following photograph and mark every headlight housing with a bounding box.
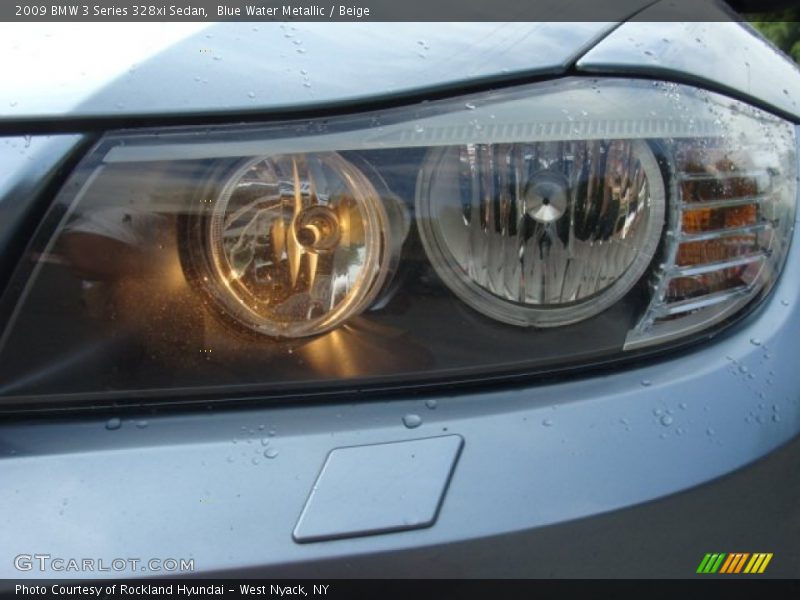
[0,78,795,408]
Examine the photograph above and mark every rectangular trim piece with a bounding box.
[293,435,463,543]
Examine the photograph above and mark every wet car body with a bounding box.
[0,0,799,579]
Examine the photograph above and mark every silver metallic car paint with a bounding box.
[0,21,627,121]
[577,1,800,121]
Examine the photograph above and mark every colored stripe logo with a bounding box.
[696,553,773,574]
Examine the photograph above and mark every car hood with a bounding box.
[0,19,644,122]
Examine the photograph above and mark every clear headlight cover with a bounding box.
[0,78,795,408]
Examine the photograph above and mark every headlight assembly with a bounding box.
[0,78,795,407]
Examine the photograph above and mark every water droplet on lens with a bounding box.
[679,402,688,410]
[739,365,749,374]
[425,399,437,410]
[251,457,260,465]
[403,414,422,429]
[260,438,270,447]
[641,379,652,387]
[265,448,279,459]
[247,91,255,98]
[464,102,476,110]
[135,420,148,429]
[772,414,781,423]
[750,337,762,346]
[268,429,276,437]
[105,418,121,431]
[542,419,554,427]
[706,427,715,436]
[660,415,673,427]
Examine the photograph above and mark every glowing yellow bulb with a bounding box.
[185,152,392,338]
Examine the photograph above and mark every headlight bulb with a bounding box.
[182,152,392,338]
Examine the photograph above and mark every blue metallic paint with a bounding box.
[0,2,799,579]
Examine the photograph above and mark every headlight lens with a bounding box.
[181,152,392,338]
[625,135,796,348]
[416,139,665,326]
[0,78,795,407]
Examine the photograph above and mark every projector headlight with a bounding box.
[0,78,794,408]
[180,152,392,338]
[417,139,665,327]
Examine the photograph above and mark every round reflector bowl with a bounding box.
[416,139,665,326]
[185,152,390,338]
